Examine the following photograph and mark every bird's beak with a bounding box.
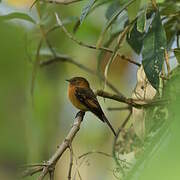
[66,79,70,82]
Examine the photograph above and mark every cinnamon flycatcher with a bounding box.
[66,77,116,136]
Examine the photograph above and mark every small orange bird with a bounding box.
[66,77,116,136]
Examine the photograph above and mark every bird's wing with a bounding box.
[75,87,116,136]
[75,87,105,122]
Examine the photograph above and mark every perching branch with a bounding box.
[22,111,85,180]
[96,90,168,108]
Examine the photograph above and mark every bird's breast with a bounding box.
[68,86,88,111]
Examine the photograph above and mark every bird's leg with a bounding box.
[75,111,85,121]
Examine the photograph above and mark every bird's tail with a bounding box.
[102,114,116,136]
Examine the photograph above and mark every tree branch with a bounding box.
[107,106,131,111]
[55,13,140,67]
[22,111,85,179]
[96,90,168,108]
[78,151,112,159]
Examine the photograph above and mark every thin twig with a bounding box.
[72,154,84,180]
[49,170,55,180]
[31,39,42,98]
[21,166,44,178]
[112,110,132,177]
[19,163,48,168]
[104,25,132,82]
[55,13,140,67]
[107,106,131,111]
[78,151,112,159]
[68,145,74,180]
[36,4,56,57]
[165,50,170,75]
[31,5,56,99]
[177,34,180,48]
[43,0,83,5]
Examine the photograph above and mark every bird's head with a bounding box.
[66,77,90,88]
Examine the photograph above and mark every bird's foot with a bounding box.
[75,111,85,121]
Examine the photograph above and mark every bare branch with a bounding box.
[40,55,94,75]
[55,13,140,67]
[20,166,44,178]
[104,25,131,82]
[78,151,112,159]
[96,90,168,108]
[49,169,55,180]
[43,0,83,5]
[22,111,85,180]
[96,90,135,107]
[165,50,170,75]
[107,106,131,111]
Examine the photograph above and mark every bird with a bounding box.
[66,77,116,136]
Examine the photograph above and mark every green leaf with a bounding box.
[105,0,128,35]
[142,11,167,90]
[73,0,113,33]
[160,1,180,16]
[96,0,136,48]
[164,18,177,50]
[127,22,145,54]
[0,12,36,24]
[80,0,96,24]
[97,33,118,77]
[137,8,147,33]
[125,66,180,180]
[127,0,141,22]
[111,11,128,35]
[174,48,180,63]
[105,0,121,20]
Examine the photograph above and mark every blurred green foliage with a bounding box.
[0,0,180,179]
[126,66,180,180]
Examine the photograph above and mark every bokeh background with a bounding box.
[0,0,180,180]
[0,1,136,179]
